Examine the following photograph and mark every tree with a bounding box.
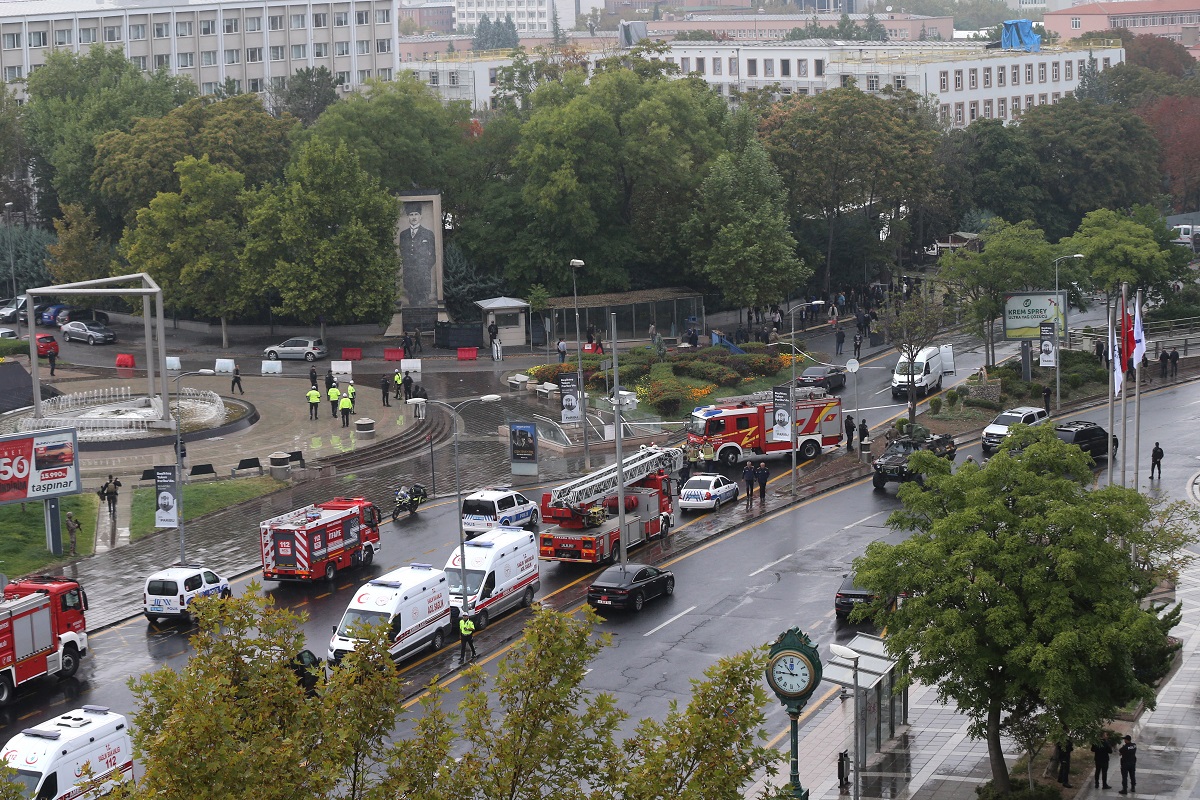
[958,119,1049,227]
[550,4,566,46]
[854,426,1187,792]
[0,82,30,210]
[1063,208,1180,303]
[1073,52,1108,104]
[496,15,520,48]
[274,66,341,126]
[45,204,112,285]
[118,156,257,348]
[876,288,944,423]
[938,219,1052,366]
[242,139,399,337]
[0,223,57,295]
[1125,32,1196,77]
[1137,95,1200,212]
[473,14,494,49]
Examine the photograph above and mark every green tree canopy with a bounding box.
[44,204,112,285]
[273,66,342,126]
[1063,208,1181,302]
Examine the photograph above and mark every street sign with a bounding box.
[845,359,860,374]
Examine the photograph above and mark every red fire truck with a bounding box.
[686,389,844,466]
[260,497,383,582]
[0,575,89,704]
[538,446,683,565]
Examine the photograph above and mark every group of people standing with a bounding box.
[1084,734,1137,794]
[740,461,771,507]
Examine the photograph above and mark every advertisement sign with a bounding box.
[1039,321,1057,368]
[154,465,179,529]
[1004,292,1066,340]
[509,423,538,463]
[0,428,80,507]
[770,385,793,444]
[558,374,582,424]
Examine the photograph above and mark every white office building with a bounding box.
[453,0,588,35]
[0,0,405,99]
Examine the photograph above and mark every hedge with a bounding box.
[964,396,1002,411]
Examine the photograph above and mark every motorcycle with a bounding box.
[392,483,429,521]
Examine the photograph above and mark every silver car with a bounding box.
[263,337,328,361]
[61,320,116,345]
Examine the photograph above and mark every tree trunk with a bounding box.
[824,215,836,296]
[220,316,228,350]
[987,701,1010,792]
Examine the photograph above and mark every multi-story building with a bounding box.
[399,1,457,33]
[453,0,591,34]
[0,0,402,99]
[1045,0,1200,42]
[646,12,954,42]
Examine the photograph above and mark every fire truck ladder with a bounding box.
[547,446,684,510]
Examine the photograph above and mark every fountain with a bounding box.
[14,387,226,443]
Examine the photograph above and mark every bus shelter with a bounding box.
[546,287,705,345]
[822,633,907,770]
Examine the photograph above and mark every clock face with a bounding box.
[770,652,814,696]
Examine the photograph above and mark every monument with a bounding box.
[388,191,445,337]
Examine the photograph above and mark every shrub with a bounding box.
[964,396,1002,411]
[1006,380,1029,399]
[929,397,943,415]
[640,376,713,416]
[976,780,1060,800]
[1067,374,1084,389]
[527,363,575,383]
[0,339,27,359]
[677,360,740,387]
[945,389,960,409]
[1029,382,1043,399]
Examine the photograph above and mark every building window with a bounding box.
[1038,93,1047,104]
[313,42,328,57]
[127,24,144,41]
[1025,63,1033,83]
[867,74,879,91]
[1011,65,1019,85]
[356,39,370,54]
[1065,60,1073,80]
[730,57,738,75]
[291,14,306,29]
[130,54,147,70]
[1026,93,1034,108]
[998,97,1007,119]
[104,26,121,42]
[969,100,978,120]
[1052,91,1060,102]
[154,53,171,68]
[488,67,498,85]
[954,102,964,123]
[178,52,194,67]
[997,66,1006,87]
[796,59,806,76]
[984,98,993,118]
[680,57,690,73]
[696,57,706,74]
[1052,62,1059,81]
[893,75,906,89]
[448,71,458,85]
[54,29,72,46]
[335,12,349,26]
[290,44,305,59]
[335,40,350,55]
[78,27,96,44]
[376,9,391,23]
[202,81,216,95]
[982,67,991,88]
[247,47,262,62]
[176,21,193,37]
[201,19,217,35]
[313,13,328,27]
[154,22,169,38]
[2,33,20,49]
[779,59,788,77]
[376,38,391,52]
[764,59,774,77]
[969,68,977,89]
[201,50,217,65]
[1103,57,1111,67]
[269,15,284,30]
[356,11,370,24]
[359,68,373,82]
[747,59,756,77]
[246,16,262,31]
[815,59,824,76]
[1038,63,1046,82]
[336,70,350,85]
[378,67,392,80]
[954,69,962,90]
[1078,59,1085,75]
[940,103,950,122]
[270,45,285,60]
[3,66,22,81]
[224,18,240,33]
[714,57,723,75]
[1071,16,1080,28]
[226,48,242,63]
[1012,95,1022,116]
[249,77,264,92]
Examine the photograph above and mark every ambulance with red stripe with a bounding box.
[686,388,843,466]
[260,497,382,583]
[328,564,452,664]
[443,527,539,630]
[2,705,133,800]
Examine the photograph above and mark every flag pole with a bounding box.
[1120,283,1129,489]
[1133,288,1143,487]
[1107,299,1116,489]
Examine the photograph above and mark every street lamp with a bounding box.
[830,643,862,800]
[420,394,501,617]
[570,259,590,469]
[172,368,215,565]
[5,202,15,339]
[1053,254,1085,412]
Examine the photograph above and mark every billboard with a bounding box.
[1004,292,1066,340]
[509,423,538,463]
[0,428,81,507]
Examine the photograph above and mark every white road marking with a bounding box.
[749,555,793,577]
[644,605,697,637]
[842,511,886,530]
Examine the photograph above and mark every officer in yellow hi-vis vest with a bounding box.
[339,393,353,428]
[345,380,356,412]
[458,613,477,661]
[306,385,321,420]
[327,382,341,419]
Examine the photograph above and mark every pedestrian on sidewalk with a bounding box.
[755,462,770,502]
[411,326,423,353]
[853,331,862,359]
[64,512,79,556]
[401,332,412,361]
[1118,735,1136,794]
[557,338,567,363]
[47,349,56,377]
[327,382,341,419]
[742,462,755,508]
[306,385,321,420]
[835,327,845,356]
[402,371,414,402]
[380,375,391,406]
[648,321,656,341]
[231,363,244,395]
[1170,346,1180,377]
[324,368,335,392]
[845,415,855,450]
[1160,350,1170,379]
[459,612,477,661]
[858,419,869,451]
[1043,385,1051,415]
[1056,740,1074,788]
[346,380,356,412]
[1093,736,1113,789]
[101,475,121,516]
[339,394,353,427]
[1151,442,1164,480]
[309,365,318,386]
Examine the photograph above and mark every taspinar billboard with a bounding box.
[1003,292,1067,340]
[0,428,81,506]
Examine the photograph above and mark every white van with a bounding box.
[444,527,540,630]
[328,563,452,663]
[143,565,231,622]
[891,344,956,399]
[2,706,134,800]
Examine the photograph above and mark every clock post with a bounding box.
[765,627,824,800]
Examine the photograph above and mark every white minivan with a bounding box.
[444,527,540,630]
[891,344,956,398]
[2,706,134,800]
[328,564,452,663]
[143,565,231,622]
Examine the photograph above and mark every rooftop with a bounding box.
[1045,0,1200,14]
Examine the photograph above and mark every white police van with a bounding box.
[460,488,539,538]
[143,564,231,622]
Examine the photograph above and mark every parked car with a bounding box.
[0,328,15,340]
[981,406,1050,454]
[796,365,847,391]
[678,473,740,511]
[56,307,109,326]
[61,320,117,345]
[263,337,328,362]
[0,296,25,323]
[21,333,59,357]
[1054,420,1116,460]
[40,304,74,326]
[586,563,675,612]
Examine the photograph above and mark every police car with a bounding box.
[143,564,232,622]
[678,474,740,512]
[460,488,539,538]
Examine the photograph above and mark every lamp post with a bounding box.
[420,394,501,616]
[172,368,215,564]
[570,259,590,469]
[4,202,15,339]
[1053,254,1085,412]
[830,643,862,800]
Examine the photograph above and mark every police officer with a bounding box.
[459,612,477,661]
[327,382,341,419]
[742,462,755,508]
[754,461,770,502]
[380,375,391,407]
[339,393,353,427]
[345,380,356,412]
[324,368,335,391]
[1118,735,1136,794]
[393,369,404,399]
[306,385,321,420]
[402,371,414,402]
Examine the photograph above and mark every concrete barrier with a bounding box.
[268,451,291,481]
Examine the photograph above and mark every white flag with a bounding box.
[1110,317,1123,397]
[1133,299,1147,367]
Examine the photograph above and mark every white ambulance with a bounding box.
[2,706,134,800]
[444,527,540,630]
[328,564,452,664]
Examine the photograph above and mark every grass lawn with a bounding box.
[129,476,286,542]
[0,493,100,577]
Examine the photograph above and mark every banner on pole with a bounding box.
[1039,321,1057,367]
[558,373,582,424]
[154,465,179,529]
[770,385,793,443]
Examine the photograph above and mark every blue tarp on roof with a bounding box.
[1001,19,1041,52]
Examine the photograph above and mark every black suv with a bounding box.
[835,572,877,622]
[872,432,957,490]
[1054,420,1116,460]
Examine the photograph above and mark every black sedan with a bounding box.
[57,307,110,326]
[796,365,847,391]
[61,320,116,345]
[586,563,675,612]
